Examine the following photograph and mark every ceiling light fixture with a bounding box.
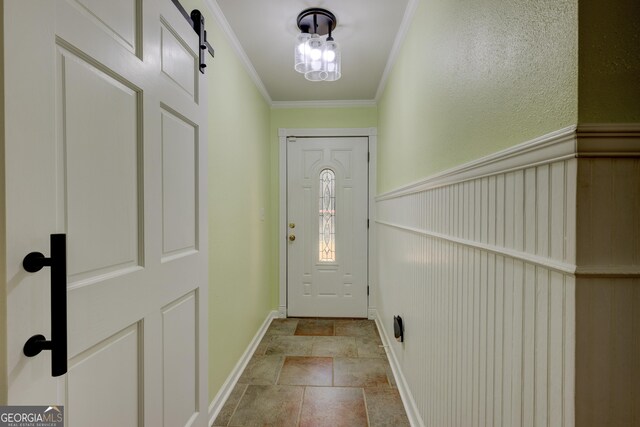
[294,8,341,82]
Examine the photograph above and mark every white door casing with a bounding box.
[3,1,208,426]
[287,137,368,318]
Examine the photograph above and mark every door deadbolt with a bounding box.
[289,223,295,229]
[289,234,296,241]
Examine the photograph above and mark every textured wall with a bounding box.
[377,0,578,194]
[578,0,640,122]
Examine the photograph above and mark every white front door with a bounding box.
[287,137,368,318]
[3,1,208,426]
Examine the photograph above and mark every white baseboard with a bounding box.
[278,305,287,318]
[374,312,425,427]
[208,310,279,426]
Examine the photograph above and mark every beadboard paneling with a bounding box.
[375,158,577,427]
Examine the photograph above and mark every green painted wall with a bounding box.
[268,107,378,306]
[578,0,640,122]
[270,107,377,130]
[377,0,578,194]
[181,0,274,402]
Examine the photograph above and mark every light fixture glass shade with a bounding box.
[323,39,341,81]
[294,32,311,73]
[304,34,327,81]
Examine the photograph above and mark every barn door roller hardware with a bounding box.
[171,0,215,73]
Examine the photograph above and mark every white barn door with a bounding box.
[2,1,208,425]
[287,137,368,318]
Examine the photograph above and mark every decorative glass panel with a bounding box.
[319,169,336,262]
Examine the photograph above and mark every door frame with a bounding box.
[278,127,377,319]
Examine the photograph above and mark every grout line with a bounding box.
[332,355,335,387]
[218,383,248,427]
[295,386,306,427]
[225,320,405,425]
[362,387,371,427]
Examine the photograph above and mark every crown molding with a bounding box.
[204,0,272,105]
[271,99,377,109]
[205,0,421,108]
[375,0,419,101]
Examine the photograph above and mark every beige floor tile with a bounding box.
[265,335,314,356]
[278,356,333,386]
[266,318,299,336]
[299,387,368,427]
[355,335,386,358]
[294,318,335,336]
[364,387,411,427]
[253,335,272,356]
[312,336,358,357]
[217,319,410,426]
[212,384,247,426]
[334,357,390,387]
[237,355,284,385]
[228,385,303,427]
[334,319,379,337]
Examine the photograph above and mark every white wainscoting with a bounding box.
[374,127,580,427]
[374,124,640,427]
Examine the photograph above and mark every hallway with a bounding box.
[212,318,410,426]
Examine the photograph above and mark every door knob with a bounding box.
[289,234,296,241]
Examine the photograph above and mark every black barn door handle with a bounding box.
[22,234,67,377]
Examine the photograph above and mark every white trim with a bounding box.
[373,312,425,427]
[271,100,377,109]
[368,134,378,318]
[375,0,420,101]
[208,310,278,426]
[279,127,377,138]
[279,128,377,318]
[278,305,287,318]
[376,220,577,275]
[377,124,640,201]
[278,135,287,315]
[377,125,578,200]
[204,0,272,104]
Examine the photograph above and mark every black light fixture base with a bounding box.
[297,8,337,35]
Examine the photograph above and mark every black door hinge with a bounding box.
[367,219,369,228]
[367,286,370,296]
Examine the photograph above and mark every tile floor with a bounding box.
[212,318,410,427]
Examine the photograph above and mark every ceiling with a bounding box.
[214,0,412,104]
